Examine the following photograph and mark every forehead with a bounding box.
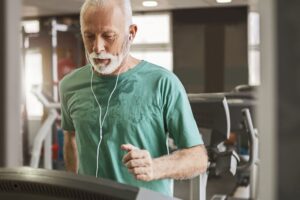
[82,5,125,33]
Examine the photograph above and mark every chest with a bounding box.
[67,85,163,126]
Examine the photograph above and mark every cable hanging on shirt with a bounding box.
[90,66,121,178]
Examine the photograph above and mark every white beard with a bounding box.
[87,37,131,75]
[88,51,123,75]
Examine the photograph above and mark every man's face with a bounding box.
[82,4,130,74]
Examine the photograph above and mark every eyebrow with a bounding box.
[83,27,118,34]
[83,30,117,36]
[103,31,117,35]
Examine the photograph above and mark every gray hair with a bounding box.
[80,0,133,32]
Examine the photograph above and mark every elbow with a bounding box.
[198,146,209,174]
[199,154,209,174]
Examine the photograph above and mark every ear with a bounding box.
[128,24,138,41]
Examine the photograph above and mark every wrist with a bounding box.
[152,158,163,180]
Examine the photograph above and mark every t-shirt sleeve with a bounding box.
[163,74,204,149]
[59,81,75,131]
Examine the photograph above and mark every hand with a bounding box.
[121,144,155,182]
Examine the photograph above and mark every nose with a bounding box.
[93,35,105,54]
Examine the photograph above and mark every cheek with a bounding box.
[83,39,93,52]
[110,40,126,54]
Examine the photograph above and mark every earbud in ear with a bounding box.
[129,34,133,40]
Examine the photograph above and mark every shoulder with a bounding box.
[59,64,91,93]
[141,60,180,83]
[141,60,186,94]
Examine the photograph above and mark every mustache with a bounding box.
[89,52,116,59]
[88,36,131,60]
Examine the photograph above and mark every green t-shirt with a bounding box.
[59,60,203,196]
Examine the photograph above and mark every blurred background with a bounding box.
[1,0,299,199]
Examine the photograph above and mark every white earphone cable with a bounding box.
[89,58,121,177]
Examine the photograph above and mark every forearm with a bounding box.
[63,132,78,173]
[152,145,208,180]
[64,143,78,173]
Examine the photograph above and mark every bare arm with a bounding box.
[64,131,78,173]
[153,145,208,180]
[122,144,208,181]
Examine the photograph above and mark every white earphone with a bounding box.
[86,51,120,177]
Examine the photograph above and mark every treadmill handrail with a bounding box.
[31,86,60,109]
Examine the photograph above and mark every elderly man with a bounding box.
[60,0,208,196]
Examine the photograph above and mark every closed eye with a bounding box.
[84,34,95,40]
[103,32,117,41]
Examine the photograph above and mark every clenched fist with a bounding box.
[121,144,156,182]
